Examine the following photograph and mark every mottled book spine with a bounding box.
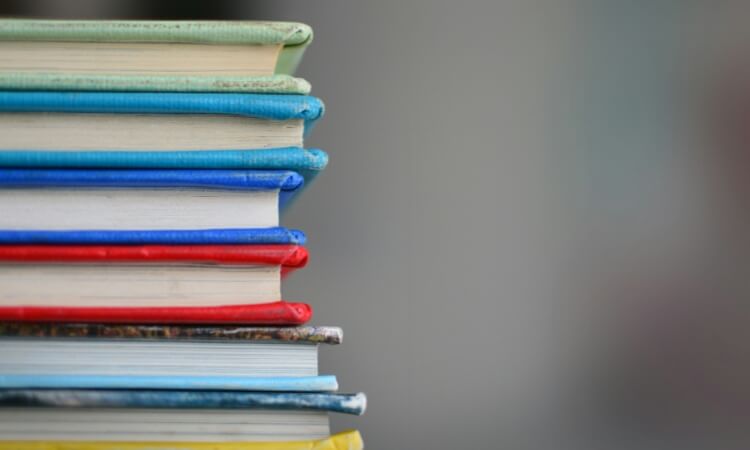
[0,390,366,415]
[0,323,343,344]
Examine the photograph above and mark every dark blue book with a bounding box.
[0,169,304,243]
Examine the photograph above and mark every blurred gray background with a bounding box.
[3,1,750,449]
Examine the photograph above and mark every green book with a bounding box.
[0,20,313,93]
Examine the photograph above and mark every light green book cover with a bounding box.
[0,20,313,93]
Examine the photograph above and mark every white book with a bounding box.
[0,170,302,231]
[0,409,330,442]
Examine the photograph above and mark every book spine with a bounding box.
[0,245,308,267]
[0,228,307,245]
[0,74,312,94]
[0,376,339,393]
[0,148,328,171]
[0,390,366,414]
[0,168,303,191]
[0,20,313,46]
[0,301,311,325]
[0,323,343,344]
[0,92,324,123]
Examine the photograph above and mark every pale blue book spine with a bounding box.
[0,374,338,392]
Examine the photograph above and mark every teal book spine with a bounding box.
[0,148,328,184]
[0,91,325,133]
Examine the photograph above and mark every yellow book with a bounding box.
[0,430,363,450]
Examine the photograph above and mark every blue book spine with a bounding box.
[0,389,367,415]
[0,169,303,191]
[0,227,306,245]
[0,375,338,393]
[0,169,304,210]
[0,92,325,133]
[0,148,328,173]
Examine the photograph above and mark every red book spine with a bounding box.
[0,301,312,325]
[0,245,309,267]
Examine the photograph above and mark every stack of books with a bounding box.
[0,19,365,449]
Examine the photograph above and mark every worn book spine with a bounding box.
[0,390,366,415]
[0,323,342,344]
[0,301,311,325]
[0,73,312,94]
[0,20,313,46]
[0,430,363,450]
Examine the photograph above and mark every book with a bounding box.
[0,409,334,443]
[0,20,313,93]
[0,429,363,448]
[0,324,341,380]
[0,430,363,449]
[0,169,303,231]
[0,245,307,317]
[0,391,365,441]
[0,92,324,150]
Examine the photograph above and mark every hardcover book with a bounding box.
[0,430,363,449]
[0,245,308,322]
[0,430,362,448]
[0,92,324,150]
[0,20,314,93]
[0,325,341,381]
[0,391,365,442]
[0,169,304,231]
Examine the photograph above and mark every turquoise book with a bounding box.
[0,91,327,183]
